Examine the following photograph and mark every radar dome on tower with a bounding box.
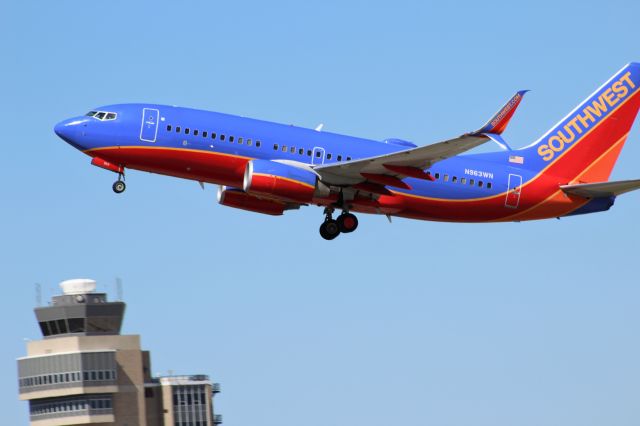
[59,279,97,295]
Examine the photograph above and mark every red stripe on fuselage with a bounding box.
[85,146,250,188]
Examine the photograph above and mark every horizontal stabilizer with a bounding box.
[474,90,528,135]
[560,179,640,198]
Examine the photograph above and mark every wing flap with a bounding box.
[560,179,640,198]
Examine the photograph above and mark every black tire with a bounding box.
[337,213,358,233]
[319,219,340,240]
[112,180,126,194]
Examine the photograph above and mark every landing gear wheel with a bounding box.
[112,180,126,194]
[337,213,358,233]
[319,219,341,240]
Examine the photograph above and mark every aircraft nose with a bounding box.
[54,119,74,141]
[54,117,85,148]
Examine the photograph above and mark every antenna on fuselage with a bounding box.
[315,123,324,132]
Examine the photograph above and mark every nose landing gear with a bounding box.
[112,172,126,194]
[319,208,359,240]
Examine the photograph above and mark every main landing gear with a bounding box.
[319,207,359,240]
[112,173,126,194]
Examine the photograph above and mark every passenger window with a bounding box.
[282,146,287,152]
[299,148,304,155]
[290,146,295,153]
[327,153,332,160]
[238,137,243,144]
[220,134,225,141]
[185,128,190,135]
[469,179,474,185]
[461,178,466,184]
[346,156,352,161]
[478,181,483,187]
[273,144,279,150]
[316,151,321,157]
[167,125,172,131]
[247,139,253,146]
[211,132,216,139]
[193,129,199,136]
[337,155,342,161]
[435,173,440,179]
[487,182,492,189]
[452,176,458,183]
[307,150,312,156]
[229,136,234,142]
[176,126,181,133]
[256,140,261,147]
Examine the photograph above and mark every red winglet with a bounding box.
[361,173,412,190]
[383,165,435,181]
[475,90,528,135]
[353,182,393,196]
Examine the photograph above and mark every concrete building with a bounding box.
[17,279,222,426]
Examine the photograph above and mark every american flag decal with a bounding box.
[509,155,524,164]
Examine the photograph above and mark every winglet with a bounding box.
[473,90,528,135]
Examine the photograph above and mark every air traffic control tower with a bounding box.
[17,278,222,426]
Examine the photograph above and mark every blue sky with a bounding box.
[2,1,640,425]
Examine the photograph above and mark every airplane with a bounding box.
[54,63,640,240]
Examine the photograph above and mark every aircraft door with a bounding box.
[505,173,522,208]
[311,147,325,165]
[140,108,160,142]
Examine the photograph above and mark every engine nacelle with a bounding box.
[218,186,299,216]
[243,159,329,203]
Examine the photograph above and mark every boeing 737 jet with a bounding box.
[55,63,640,239]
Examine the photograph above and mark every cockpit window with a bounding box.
[87,110,117,121]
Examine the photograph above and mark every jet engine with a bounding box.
[243,159,329,203]
[217,186,299,216]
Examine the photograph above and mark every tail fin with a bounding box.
[519,63,640,182]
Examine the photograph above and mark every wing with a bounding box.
[314,90,527,187]
[315,134,489,185]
